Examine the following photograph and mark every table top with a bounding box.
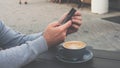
[23,47,120,68]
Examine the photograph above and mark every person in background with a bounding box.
[19,0,28,4]
[0,11,82,68]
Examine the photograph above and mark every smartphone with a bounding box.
[61,8,76,24]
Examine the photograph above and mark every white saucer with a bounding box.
[56,50,93,63]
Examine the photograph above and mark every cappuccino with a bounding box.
[57,41,87,61]
[63,41,86,49]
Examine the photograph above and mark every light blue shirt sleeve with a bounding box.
[0,20,45,48]
[0,20,48,68]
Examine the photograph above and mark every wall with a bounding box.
[81,0,120,10]
[109,0,120,10]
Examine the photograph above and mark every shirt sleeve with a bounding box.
[23,32,43,41]
[0,36,48,68]
[0,20,43,49]
[0,20,48,68]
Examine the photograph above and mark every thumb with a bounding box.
[59,20,72,30]
[50,21,61,27]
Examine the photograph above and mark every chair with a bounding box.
[51,0,63,3]
[19,0,28,4]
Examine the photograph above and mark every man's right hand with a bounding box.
[43,21,72,47]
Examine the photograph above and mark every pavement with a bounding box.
[0,0,120,51]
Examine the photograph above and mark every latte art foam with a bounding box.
[66,44,83,49]
[63,41,86,49]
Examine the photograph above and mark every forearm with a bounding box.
[0,20,43,49]
[23,32,43,41]
[0,36,48,68]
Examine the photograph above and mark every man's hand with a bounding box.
[59,11,82,34]
[43,21,72,47]
[43,11,82,47]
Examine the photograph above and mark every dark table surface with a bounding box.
[23,47,120,68]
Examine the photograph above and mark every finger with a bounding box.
[59,20,72,30]
[74,11,81,16]
[50,21,61,27]
[72,19,82,26]
[71,24,80,29]
[72,16,82,20]
[58,13,68,24]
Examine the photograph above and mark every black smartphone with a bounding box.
[61,8,76,24]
